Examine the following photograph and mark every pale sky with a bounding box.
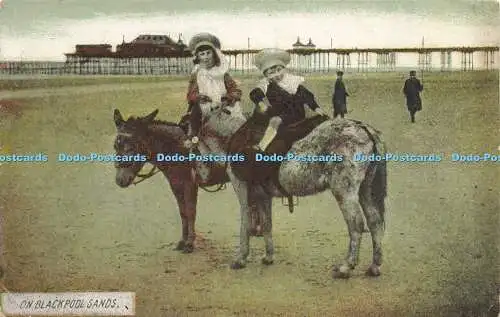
[0,0,498,60]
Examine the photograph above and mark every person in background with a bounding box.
[403,70,423,123]
[332,70,350,118]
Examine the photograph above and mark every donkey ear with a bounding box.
[114,109,124,127]
[144,109,159,122]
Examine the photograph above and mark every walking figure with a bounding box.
[403,70,423,123]
[332,70,349,118]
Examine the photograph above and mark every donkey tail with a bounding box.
[369,128,387,226]
[354,120,388,226]
[372,159,387,225]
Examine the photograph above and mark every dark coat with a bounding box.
[332,78,349,113]
[403,77,423,111]
[249,82,320,126]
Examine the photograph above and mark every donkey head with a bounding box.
[113,108,158,187]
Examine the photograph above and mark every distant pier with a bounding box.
[0,34,497,76]
[222,46,499,73]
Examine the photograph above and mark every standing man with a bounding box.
[332,70,349,118]
[403,70,423,123]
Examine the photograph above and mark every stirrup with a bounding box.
[252,144,262,151]
[282,196,299,206]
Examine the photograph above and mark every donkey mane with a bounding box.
[126,116,180,127]
[123,115,187,150]
[150,119,180,126]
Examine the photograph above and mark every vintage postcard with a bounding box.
[0,0,498,316]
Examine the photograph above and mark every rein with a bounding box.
[123,107,234,193]
[118,125,226,192]
[130,160,226,193]
[132,165,161,186]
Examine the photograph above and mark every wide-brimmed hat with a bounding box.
[188,33,222,55]
[409,70,416,76]
[254,48,291,73]
[336,70,344,76]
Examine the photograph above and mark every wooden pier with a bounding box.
[0,40,498,76]
[221,46,498,73]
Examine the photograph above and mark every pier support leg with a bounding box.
[440,52,446,72]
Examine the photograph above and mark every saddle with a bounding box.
[229,114,329,192]
[178,113,230,187]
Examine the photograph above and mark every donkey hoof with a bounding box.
[174,241,186,251]
[182,243,194,254]
[261,257,274,265]
[332,264,352,279]
[366,264,381,277]
[231,261,246,270]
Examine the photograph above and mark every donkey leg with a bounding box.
[182,170,199,254]
[331,184,365,279]
[227,169,251,269]
[166,170,189,252]
[248,186,263,237]
[175,216,188,251]
[260,194,274,265]
[248,202,261,236]
[359,183,385,277]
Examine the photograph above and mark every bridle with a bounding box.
[115,131,161,186]
[115,129,226,192]
[132,165,160,186]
